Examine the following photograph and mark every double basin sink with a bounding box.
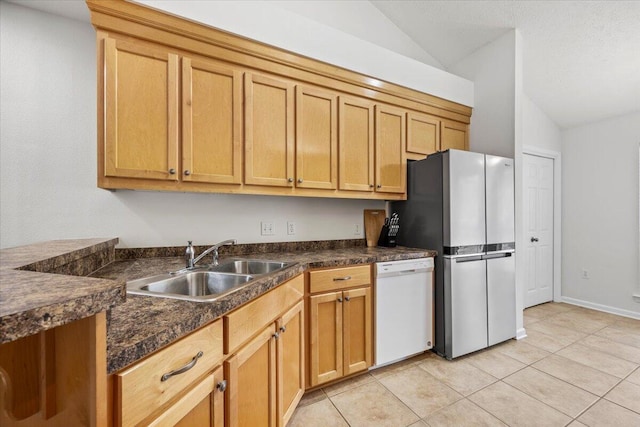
[126,259,294,302]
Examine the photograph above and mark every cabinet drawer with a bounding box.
[115,320,223,427]
[224,274,304,354]
[309,265,371,294]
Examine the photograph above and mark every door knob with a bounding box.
[530,237,539,242]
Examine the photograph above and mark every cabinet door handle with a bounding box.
[279,326,286,333]
[530,237,539,242]
[333,276,351,281]
[160,351,203,382]
[273,332,280,340]
[376,184,382,189]
[297,178,303,183]
[216,380,227,392]
[288,177,293,183]
[168,168,176,175]
[184,170,191,176]
[337,297,343,303]
[345,296,351,302]
[369,184,374,188]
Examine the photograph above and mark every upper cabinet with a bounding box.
[89,0,472,200]
[182,58,243,184]
[103,38,179,181]
[244,72,295,188]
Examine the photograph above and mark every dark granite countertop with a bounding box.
[0,238,126,344]
[93,245,436,374]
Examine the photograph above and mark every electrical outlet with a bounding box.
[287,221,296,235]
[582,269,590,279]
[261,221,275,236]
[354,224,361,235]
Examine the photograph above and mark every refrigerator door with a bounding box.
[486,252,516,346]
[485,155,515,246]
[445,256,488,358]
[444,150,486,251]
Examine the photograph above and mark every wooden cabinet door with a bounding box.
[244,73,294,187]
[309,291,343,387]
[338,97,374,192]
[103,37,179,180]
[342,287,372,376]
[295,86,337,189]
[148,367,225,427]
[277,301,305,427]
[440,120,469,151]
[225,324,277,427]
[407,112,440,155]
[182,58,243,184]
[374,105,406,194]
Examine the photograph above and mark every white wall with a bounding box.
[270,0,443,69]
[138,0,473,107]
[448,30,517,158]
[523,94,562,153]
[0,1,383,249]
[562,111,640,316]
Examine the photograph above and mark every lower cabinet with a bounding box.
[114,320,225,427]
[224,276,305,427]
[307,265,372,388]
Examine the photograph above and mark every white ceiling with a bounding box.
[9,0,640,129]
[371,0,640,129]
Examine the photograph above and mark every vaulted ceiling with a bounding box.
[8,0,640,130]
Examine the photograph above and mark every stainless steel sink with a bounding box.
[210,259,293,275]
[126,259,295,302]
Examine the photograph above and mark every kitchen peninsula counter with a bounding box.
[0,238,125,344]
[95,244,436,374]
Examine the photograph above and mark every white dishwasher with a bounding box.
[374,258,434,367]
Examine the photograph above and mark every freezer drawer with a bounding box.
[487,253,516,346]
[445,256,488,358]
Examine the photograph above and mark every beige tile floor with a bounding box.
[289,303,640,427]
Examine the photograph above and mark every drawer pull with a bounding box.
[217,380,227,392]
[345,296,351,302]
[279,325,286,333]
[160,351,203,382]
[333,276,352,281]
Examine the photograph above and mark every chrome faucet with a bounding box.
[185,239,237,268]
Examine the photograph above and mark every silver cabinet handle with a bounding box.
[279,326,286,333]
[531,237,539,242]
[297,178,303,183]
[169,168,176,175]
[369,184,374,188]
[333,276,352,281]
[216,380,227,392]
[273,332,280,339]
[345,296,351,302]
[288,177,293,183]
[376,184,382,189]
[337,297,343,303]
[161,351,203,382]
[184,170,191,176]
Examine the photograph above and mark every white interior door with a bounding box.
[523,154,554,307]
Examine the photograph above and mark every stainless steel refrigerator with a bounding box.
[391,149,515,359]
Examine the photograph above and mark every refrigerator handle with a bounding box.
[455,255,483,263]
[482,252,513,260]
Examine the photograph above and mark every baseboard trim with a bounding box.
[515,328,527,340]
[562,296,640,320]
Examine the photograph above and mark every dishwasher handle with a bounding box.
[455,255,483,263]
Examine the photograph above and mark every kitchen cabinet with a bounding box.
[114,320,224,426]
[338,97,375,192]
[182,57,243,184]
[295,85,338,190]
[224,275,304,427]
[103,37,179,181]
[307,265,372,387]
[244,72,295,188]
[91,0,472,200]
[102,36,243,186]
[406,112,440,156]
[440,119,469,151]
[375,105,406,194]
